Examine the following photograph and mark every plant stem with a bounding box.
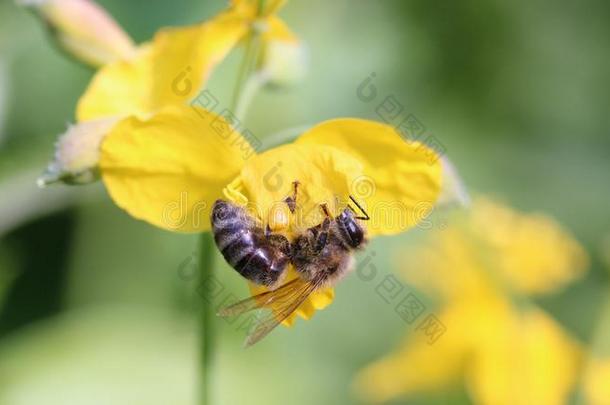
[230,34,255,115]
[230,0,266,118]
[234,71,267,122]
[200,3,267,403]
[198,232,216,405]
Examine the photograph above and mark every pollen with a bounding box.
[268,202,291,232]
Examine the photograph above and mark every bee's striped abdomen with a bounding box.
[211,200,290,286]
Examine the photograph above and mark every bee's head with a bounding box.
[335,208,366,249]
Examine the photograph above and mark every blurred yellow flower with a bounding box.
[98,105,442,323]
[36,0,298,185]
[355,197,587,405]
[583,357,610,405]
[470,198,588,294]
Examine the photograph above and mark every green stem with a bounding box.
[230,34,255,115]
[234,72,267,122]
[230,0,266,118]
[198,232,216,405]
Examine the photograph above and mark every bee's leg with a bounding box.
[313,217,331,253]
[313,203,334,252]
[319,203,334,219]
[283,180,300,213]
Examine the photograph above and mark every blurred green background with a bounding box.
[0,0,609,404]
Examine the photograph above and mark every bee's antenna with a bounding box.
[348,195,370,221]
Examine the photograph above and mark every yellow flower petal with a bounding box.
[263,16,298,43]
[467,309,581,405]
[584,357,610,405]
[99,105,253,232]
[471,197,589,295]
[400,225,503,303]
[77,10,248,121]
[297,118,442,236]
[355,304,471,402]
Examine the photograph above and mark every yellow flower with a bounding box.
[355,197,587,404]
[98,105,442,324]
[470,198,588,294]
[37,0,298,184]
[404,198,588,300]
[583,357,610,405]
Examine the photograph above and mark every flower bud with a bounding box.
[19,0,136,67]
[38,117,118,186]
[259,40,308,88]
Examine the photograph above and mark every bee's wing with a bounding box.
[217,277,302,317]
[243,278,321,347]
[217,276,323,347]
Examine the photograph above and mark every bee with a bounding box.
[211,200,291,287]
[214,181,370,346]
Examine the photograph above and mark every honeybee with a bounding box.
[211,200,291,287]
[212,181,370,346]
